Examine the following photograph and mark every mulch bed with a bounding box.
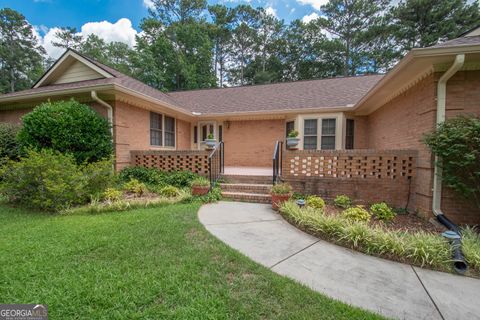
[324,205,445,234]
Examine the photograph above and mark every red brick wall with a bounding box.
[223,119,284,167]
[282,149,416,209]
[365,71,480,224]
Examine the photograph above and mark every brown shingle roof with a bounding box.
[429,35,480,48]
[0,49,180,108]
[167,75,383,114]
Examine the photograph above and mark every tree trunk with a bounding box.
[9,68,15,93]
[344,40,350,77]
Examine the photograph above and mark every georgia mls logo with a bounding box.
[0,304,48,320]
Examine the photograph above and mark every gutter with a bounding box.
[432,54,465,217]
[431,54,468,274]
[91,90,113,136]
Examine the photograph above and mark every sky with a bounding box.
[0,0,328,59]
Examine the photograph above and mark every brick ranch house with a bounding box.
[1,28,480,224]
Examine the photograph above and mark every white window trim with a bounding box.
[150,112,176,150]
[196,121,218,150]
[297,113,344,151]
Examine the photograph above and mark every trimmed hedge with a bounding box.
[17,99,113,164]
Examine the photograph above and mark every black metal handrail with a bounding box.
[208,141,224,188]
[272,140,283,184]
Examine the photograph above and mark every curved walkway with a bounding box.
[198,201,480,320]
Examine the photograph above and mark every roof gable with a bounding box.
[33,50,115,88]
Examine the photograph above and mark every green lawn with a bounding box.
[0,202,384,319]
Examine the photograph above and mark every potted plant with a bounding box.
[191,177,210,195]
[286,130,300,149]
[270,183,293,210]
[205,133,217,149]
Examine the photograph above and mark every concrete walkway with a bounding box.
[198,201,480,320]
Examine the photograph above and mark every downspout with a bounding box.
[432,54,467,274]
[91,90,113,136]
[432,54,464,217]
[91,91,115,171]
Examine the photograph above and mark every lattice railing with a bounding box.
[131,150,210,175]
[283,149,417,180]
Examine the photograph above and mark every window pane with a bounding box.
[150,112,162,130]
[165,132,175,147]
[286,121,294,138]
[304,136,317,150]
[218,125,223,142]
[202,125,207,141]
[346,119,354,149]
[150,130,162,146]
[194,126,198,143]
[304,119,317,135]
[321,136,335,150]
[321,118,336,135]
[165,116,175,132]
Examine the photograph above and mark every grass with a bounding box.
[280,201,480,277]
[0,202,384,319]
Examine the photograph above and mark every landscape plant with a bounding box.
[287,130,299,138]
[424,116,480,208]
[334,194,352,209]
[279,201,480,274]
[159,185,180,198]
[0,123,21,161]
[17,99,113,164]
[123,179,148,197]
[119,167,199,189]
[0,149,100,211]
[342,206,371,222]
[102,188,123,202]
[306,195,325,210]
[370,202,396,222]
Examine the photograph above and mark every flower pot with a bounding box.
[205,139,217,149]
[192,185,210,196]
[286,137,300,149]
[271,193,291,210]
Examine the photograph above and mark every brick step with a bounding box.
[219,183,272,194]
[221,174,273,184]
[221,191,271,204]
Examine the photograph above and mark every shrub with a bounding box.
[270,183,292,195]
[424,116,480,208]
[334,194,352,209]
[306,195,325,210]
[370,202,396,222]
[0,149,87,211]
[0,123,21,160]
[102,188,123,202]
[160,185,180,198]
[191,177,210,187]
[124,179,148,196]
[279,201,455,271]
[82,158,115,199]
[119,167,198,189]
[17,99,113,164]
[194,186,222,203]
[342,206,371,222]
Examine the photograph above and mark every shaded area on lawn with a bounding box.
[0,203,384,319]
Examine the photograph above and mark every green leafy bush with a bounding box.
[82,158,115,199]
[0,149,87,211]
[194,186,222,203]
[102,188,123,202]
[424,116,480,208]
[306,195,325,210]
[270,183,292,195]
[0,123,21,160]
[334,194,352,209]
[160,185,180,198]
[342,206,371,222]
[462,227,480,271]
[17,99,113,164]
[279,201,455,271]
[370,202,396,222]
[123,179,148,196]
[287,130,299,138]
[119,167,198,189]
[191,177,210,187]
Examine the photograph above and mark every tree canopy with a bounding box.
[1,0,479,94]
